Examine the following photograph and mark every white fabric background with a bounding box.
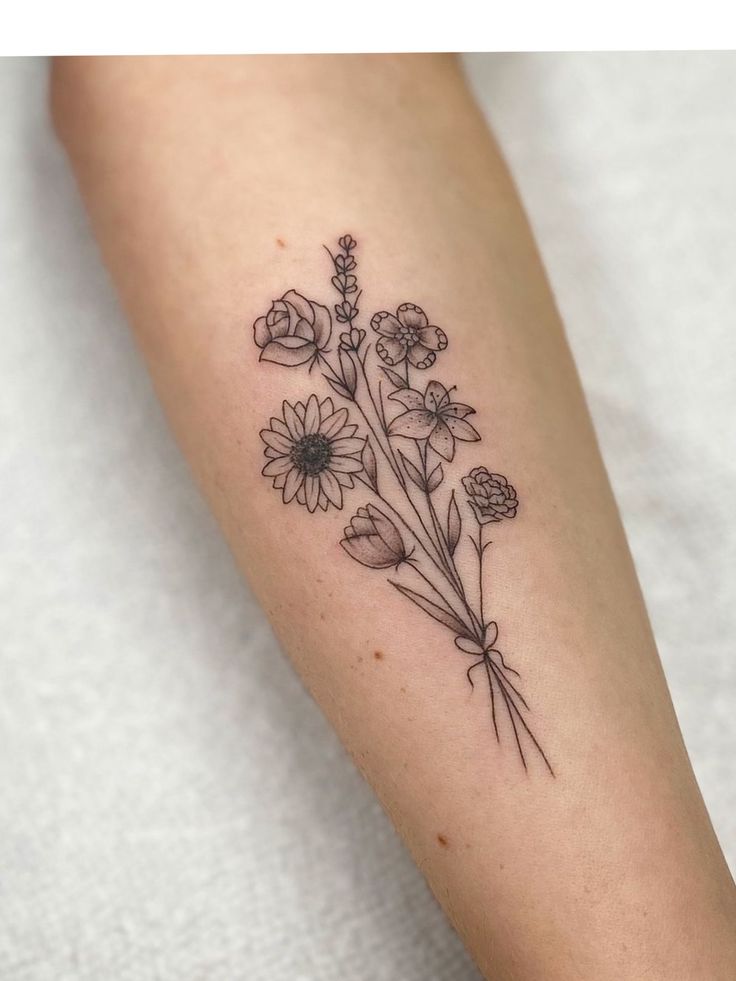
[1,54,734,980]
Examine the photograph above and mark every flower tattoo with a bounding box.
[371,303,448,369]
[250,235,553,775]
[260,395,363,512]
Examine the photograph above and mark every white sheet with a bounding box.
[1,54,734,980]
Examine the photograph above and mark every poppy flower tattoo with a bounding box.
[251,235,553,775]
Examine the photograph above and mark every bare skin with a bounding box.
[51,55,736,980]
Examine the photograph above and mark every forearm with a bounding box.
[52,54,736,979]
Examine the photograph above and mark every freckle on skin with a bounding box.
[437,834,449,848]
[373,650,383,660]
[357,656,363,663]
[276,237,286,247]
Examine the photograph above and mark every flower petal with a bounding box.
[262,456,293,477]
[388,409,436,440]
[406,343,436,369]
[388,388,425,410]
[341,535,394,569]
[259,337,315,366]
[417,324,448,351]
[283,467,303,503]
[371,311,402,338]
[376,336,407,366]
[304,475,320,513]
[397,303,428,330]
[260,428,293,454]
[329,437,364,456]
[283,401,304,440]
[304,394,321,435]
[268,417,292,438]
[282,290,314,324]
[366,504,403,558]
[310,301,332,348]
[445,417,481,442]
[424,381,450,412]
[253,316,271,348]
[443,402,475,419]
[428,419,455,460]
[319,469,343,508]
[320,407,349,439]
[329,455,363,473]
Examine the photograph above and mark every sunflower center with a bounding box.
[397,325,420,346]
[290,433,332,476]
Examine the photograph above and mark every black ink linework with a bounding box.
[252,234,553,775]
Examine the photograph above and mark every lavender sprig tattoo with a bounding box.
[252,235,553,775]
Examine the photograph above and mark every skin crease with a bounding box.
[50,55,736,980]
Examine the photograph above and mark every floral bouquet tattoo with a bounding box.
[253,235,553,774]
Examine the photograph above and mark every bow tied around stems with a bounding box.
[388,380,480,461]
[340,504,411,569]
[254,290,332,367]
[454,621,499,656]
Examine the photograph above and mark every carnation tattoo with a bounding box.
[253,235,553,775]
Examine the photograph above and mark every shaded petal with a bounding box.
[417,324,448,351]
[305,475,320,513]
[262,457,293,477]
[319,469,343,508]
[304,394,321,434]
[388,409,436,440]
[388,388,424,410]
[259,337,315,366]
[424,381,450,411]
[282,290,314,324]
[376,336,407,366]
[253,316,271,348]
[340,535,395,569]
[366,504,403,558]
[310,301,332,348]
[406,343,436,369]
[283,401,304,439]
[283,467,303,503]
[296,484,307,505]
[319,492,329,511]
[371,311,402,338]
[320,407,349,439]
[329,437,364,456]
[320,397,334,418]
[397,303,428,330]
[335,471,355,488]
[428,419,455,460]
[273,472,287,489]
[445,417,481,442]
[443,402,475,419]
[260,428,293,454]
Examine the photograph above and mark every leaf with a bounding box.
[388,581,471,638]
[361,439,378,490]
[447,491,461,555]
[398,452,426,491]
[381,366,408,389]
[323,375,352,400]
[426,463,444,493]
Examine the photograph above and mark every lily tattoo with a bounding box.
[252,234,553,775]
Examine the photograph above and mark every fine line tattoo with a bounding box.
[252,234,553,775]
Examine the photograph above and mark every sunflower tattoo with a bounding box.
[251,234,553,775]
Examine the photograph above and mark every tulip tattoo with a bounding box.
[251,235,553,774]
